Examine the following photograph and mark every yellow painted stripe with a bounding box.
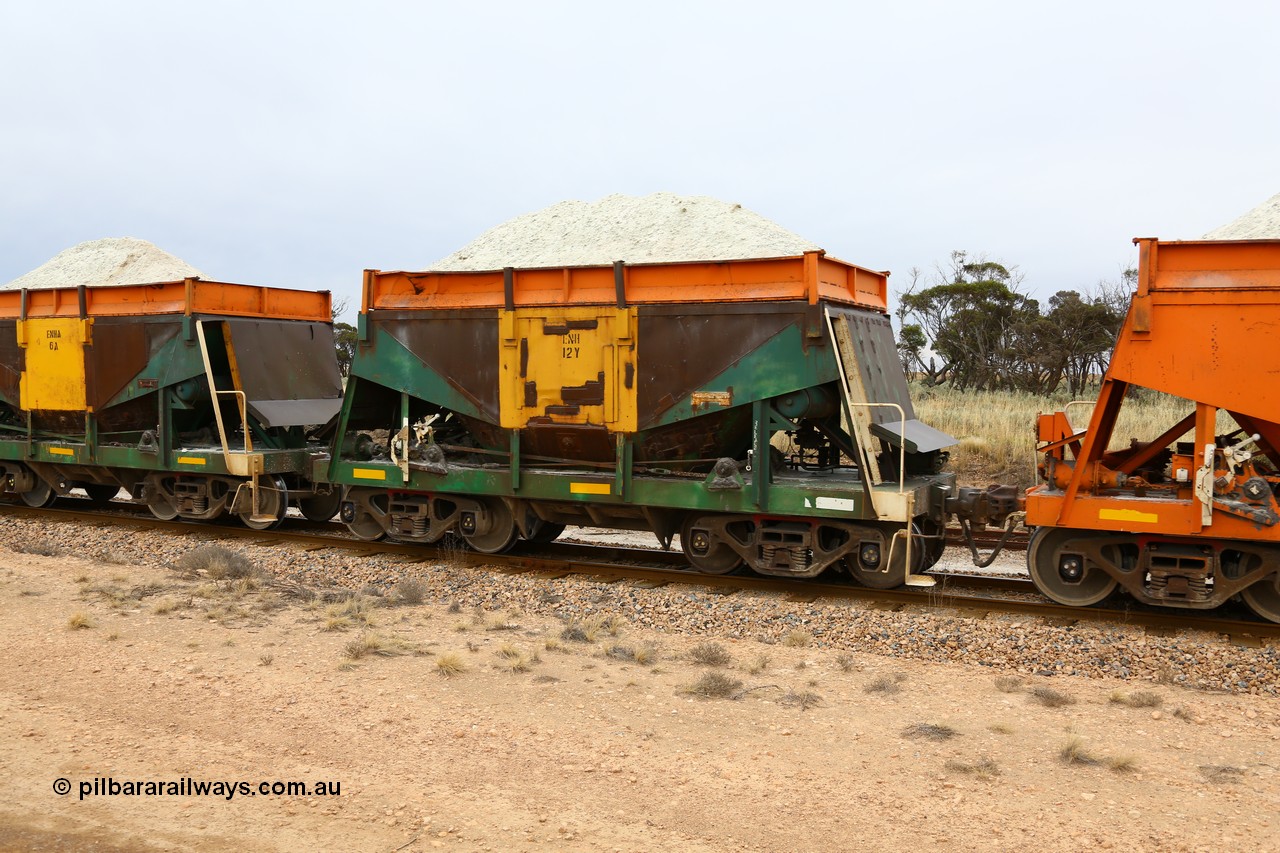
[49,447,75,456]
[570,482,613,495]
[176,456,207,466]
[353,467,388,481]
[1099,508,1159,524]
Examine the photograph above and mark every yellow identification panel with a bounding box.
[18,318,91,411]
[498,306,638,431]
[1098,507,1159,525]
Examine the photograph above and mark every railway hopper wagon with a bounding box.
[1030,238,1280,623]
[331,252,970,586]
[0,279,344,528]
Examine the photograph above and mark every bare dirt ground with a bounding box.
[1,545,1278,853]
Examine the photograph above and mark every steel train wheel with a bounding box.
[346,513,386,541]
[298,489,343,522]
[145,475,179,520]
[916,517,947,571]
[344,489,387,541]
[845,553,904,589]
[82,484,120,507]
[845,523,930,589]
[1027,527,1118,607]
[526,520,566,544]
[1240,573,1280,624]
[19,479,56,508]
[239,476,287,531]
[679,516,743,575]
[461,498,519,554]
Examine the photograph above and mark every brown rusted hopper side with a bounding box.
[1027,238,1280,621]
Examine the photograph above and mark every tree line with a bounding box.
[894,251,1133,397]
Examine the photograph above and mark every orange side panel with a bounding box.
[365,252,889,312]
[0,280,330,322]
[1027,490,1280,543]
[1111,239,1280,427]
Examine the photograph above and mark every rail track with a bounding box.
[3,500,1277,644]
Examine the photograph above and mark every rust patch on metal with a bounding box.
[561,373,605,407]
[691,390,732,409]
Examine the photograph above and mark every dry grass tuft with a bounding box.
[902,723,958,741]
[1059,736,1101,766]
[342,632,402,660]
[1107,755,1138,773]
[835,652,857,672]
[435,652,466,678]
[945,757,1000,779]
[18,540,63,557]
[392,578,427,606]
[1029,685,1075,708]
[683,671,743,699]
[994,675,1024,693]
[864,672,907,694]
[783,629,813,648]
[1128,690,1163,708]
[174,545,259,581]
[325,595,378,628]
[152,598,179,615]
[1172,706,1196,722]
[560,623,591,643]
[988,722,1014,735]
[560,613,615,643]
[67,612,93,630]
[605,643,656,665]
[495,643,531,673]
[689,642,732,667]
[780,689,822,710]
[747,653,771,675]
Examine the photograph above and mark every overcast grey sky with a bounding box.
[3,1,1277,319]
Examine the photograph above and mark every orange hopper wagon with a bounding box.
[1027,238,1280,622]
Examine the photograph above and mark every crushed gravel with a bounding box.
[4,514,1275,696]
[431,192,822,270]
[4,237,203,289]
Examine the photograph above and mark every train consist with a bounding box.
[2,238,1279,625]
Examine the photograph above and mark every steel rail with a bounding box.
[3,501,1277,642]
